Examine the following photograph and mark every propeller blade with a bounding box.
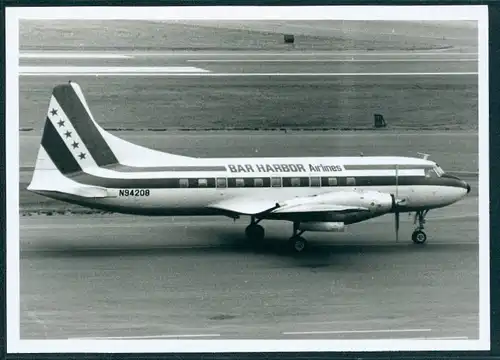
[395,210,400,243]
[394,164,399,243]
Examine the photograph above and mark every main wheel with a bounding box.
[412,230,427,244]
[288,236,307,253]
[245,224,265,241]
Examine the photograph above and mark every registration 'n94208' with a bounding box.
[119,189,151,197]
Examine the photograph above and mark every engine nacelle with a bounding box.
[298,222,345,232]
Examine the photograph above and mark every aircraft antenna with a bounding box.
[417,152,430,160]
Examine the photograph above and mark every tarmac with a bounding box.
[20,194,479,340]
[16,21,481,341]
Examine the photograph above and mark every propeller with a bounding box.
[390,193,400,243]
[393,164,400,242]
[395,210,400,242]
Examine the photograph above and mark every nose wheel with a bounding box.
[411,210,429,244]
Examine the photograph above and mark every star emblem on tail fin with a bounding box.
[72,141,79,149]
[78,152,86,160]
[50,108,58,116]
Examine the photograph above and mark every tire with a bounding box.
[412,230,427,244]
[289,236,307,253]
[245,224,265,241]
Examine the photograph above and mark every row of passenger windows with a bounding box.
[178,177,357,188]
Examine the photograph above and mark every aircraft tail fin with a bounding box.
[30,80,194,176]
[28,81,196,193]
[33,81,119,177]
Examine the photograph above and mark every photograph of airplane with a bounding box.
[27,81,472,253]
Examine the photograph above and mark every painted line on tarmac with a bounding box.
[19,66,212,74]
[20,53,133,59]
[187,58,477,63]
[405,336,469,340]
[20,51,478,59]
[282,328,432,335]
[70,333,221,340]
[125,51,478,57]
[19,72,478,77]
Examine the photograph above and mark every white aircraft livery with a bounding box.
[28,81,471,253]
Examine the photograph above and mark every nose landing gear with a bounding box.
[411,209,429,244]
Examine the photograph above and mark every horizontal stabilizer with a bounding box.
[68,185,110,198]
[29,185,110,199]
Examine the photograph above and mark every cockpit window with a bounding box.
[425,166,443,178]
[434,164,445,176]
[425,168,439,178]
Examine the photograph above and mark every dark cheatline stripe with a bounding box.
[67,173,468,190]
[41,117,82,175]
[343,164,433,170]
[105,164,228,172]
[52,84,118,167]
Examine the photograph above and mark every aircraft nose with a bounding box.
[466,182,471,194]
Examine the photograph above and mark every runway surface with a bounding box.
[20,195,478,340]
[16,20,481,342]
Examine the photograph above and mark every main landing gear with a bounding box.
[288,222,307,253]
[244,218,308,253]
[411,209,429,245]
[245,217,265,242]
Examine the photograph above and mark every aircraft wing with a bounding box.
[271,203,368,214]
[208,197,280,215]
[208,193,369,216]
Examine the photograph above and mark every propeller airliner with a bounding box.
[27,82,471,253]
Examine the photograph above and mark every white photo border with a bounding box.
[6,5,490,353]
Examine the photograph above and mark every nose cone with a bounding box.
[443,173,470,195]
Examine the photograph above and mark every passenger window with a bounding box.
[310,177,321,187]
[198,178,208,187]
[346,177,356,186]
[271,177,281,187]
[179,179,189,188]
[328,177,338,186]
[236,178,245,187]
[291,178,300,187]
[254,178,264,187]
[216,178,227,188]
